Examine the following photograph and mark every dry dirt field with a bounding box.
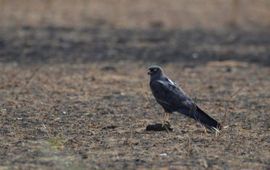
[0,26,270,170]
[1,1,270,169]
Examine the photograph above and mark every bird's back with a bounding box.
[150,76,194,113]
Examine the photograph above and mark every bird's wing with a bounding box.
[150,79,195,113]
[164,77,177,86]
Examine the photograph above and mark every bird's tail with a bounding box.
[194,106,222,132]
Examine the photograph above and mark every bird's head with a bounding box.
[148,65,163,77]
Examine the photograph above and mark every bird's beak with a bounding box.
[147,71,151,75]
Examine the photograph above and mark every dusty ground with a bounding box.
[0,26,270,170]
[1,1,270,169]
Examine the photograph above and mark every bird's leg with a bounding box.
[203,126,207,134]
[162,112,170,126]
[162,112,171,132]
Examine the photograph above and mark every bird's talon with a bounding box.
[165,121,170,126]
[162,121,171,127]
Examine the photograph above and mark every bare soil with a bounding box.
[0,0,270,167]
[0,1,270,169]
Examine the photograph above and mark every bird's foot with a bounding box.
[162,120,171,127]
[162,121,172,132]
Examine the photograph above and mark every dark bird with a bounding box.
[148,65,221,132]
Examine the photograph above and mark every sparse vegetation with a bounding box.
[1,60,269,169]
[0,1,270,169]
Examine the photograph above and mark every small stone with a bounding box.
[160,153,168,157]
[146,123,173,131]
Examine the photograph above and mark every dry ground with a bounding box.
[0,23,270,170]
[0,60,270,169]
[1,0,270,169]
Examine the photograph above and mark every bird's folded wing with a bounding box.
[152,80,193,108]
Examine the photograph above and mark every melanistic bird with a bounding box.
[148,65,221,132]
